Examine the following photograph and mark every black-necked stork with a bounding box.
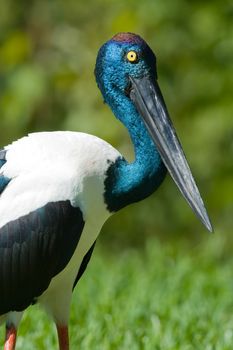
[0,33,212,349]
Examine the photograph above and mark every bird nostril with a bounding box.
[124,79,132,97]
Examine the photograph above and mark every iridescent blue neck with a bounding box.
[104,93,167,212]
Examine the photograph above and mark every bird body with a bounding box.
[0,33,212,349]
[0,132,119,321]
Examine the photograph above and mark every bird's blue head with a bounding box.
[95,32,212,232]
[95,33,157,112]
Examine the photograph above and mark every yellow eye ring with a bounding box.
[126,51,138,63]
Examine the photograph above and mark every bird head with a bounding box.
[95,33,157,100]
[95,32,212,232]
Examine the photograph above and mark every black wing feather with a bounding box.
[73,241,96,290]
[0,200,85,314]
[0,149,11,194]
[0,149,7,168]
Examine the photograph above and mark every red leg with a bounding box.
[4,325,17,350]
[56,325,69,350]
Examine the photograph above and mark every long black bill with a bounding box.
[129,75,213,232]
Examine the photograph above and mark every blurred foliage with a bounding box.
[0,0,232,245]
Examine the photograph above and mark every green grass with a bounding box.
[1,233,233,349]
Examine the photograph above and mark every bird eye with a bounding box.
[126,51,138,63]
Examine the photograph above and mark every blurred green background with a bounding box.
[0,0,233,349]
[0,0,232,246]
